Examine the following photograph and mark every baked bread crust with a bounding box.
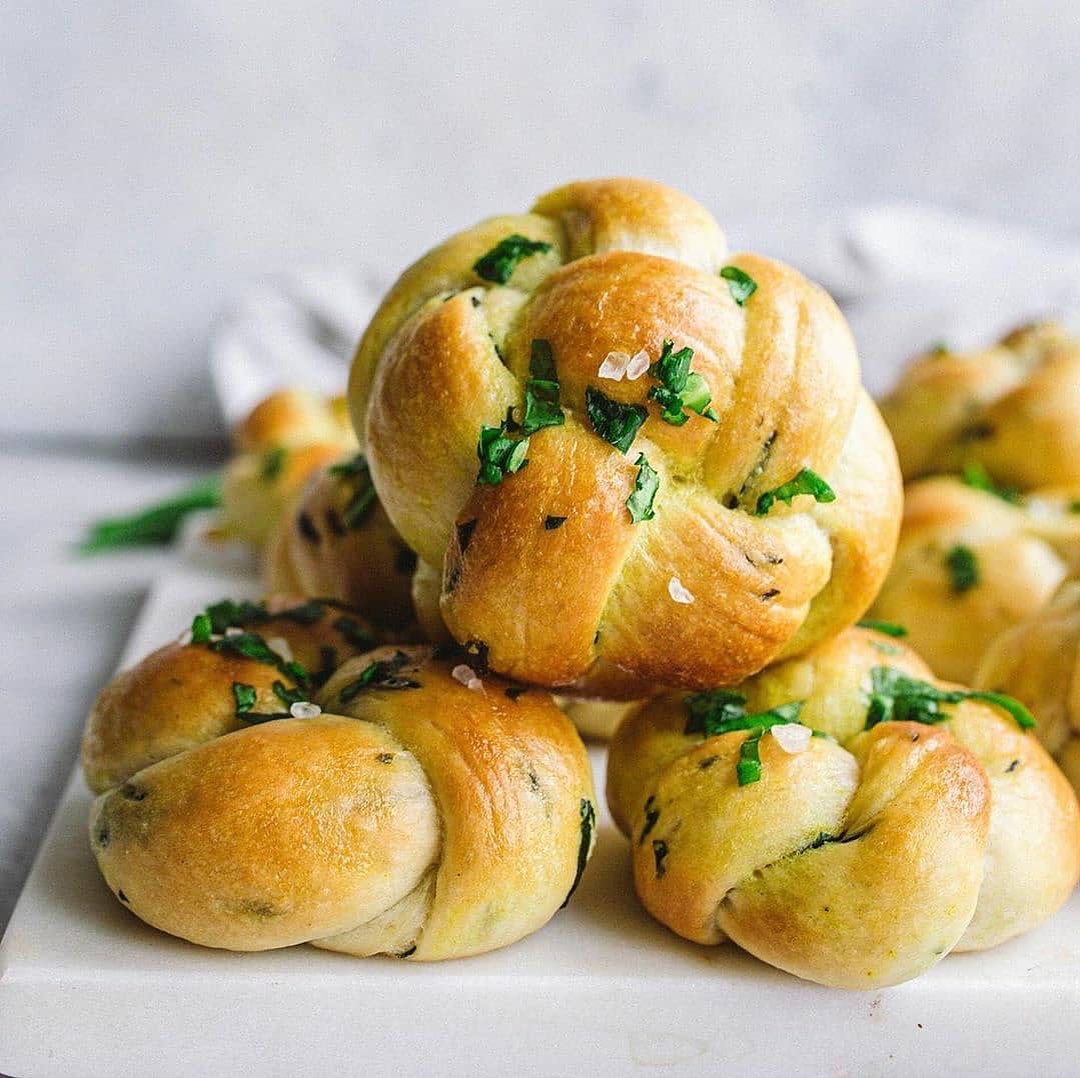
[606,627,1080,988]
[81,596,380,793]
[869,476,1080,682]
[87,644,595,960]
[881,321,1080,487]
[348,178,901,693]
[220,390,358,548]
[977,576,1080,791]
[263,455,418,630]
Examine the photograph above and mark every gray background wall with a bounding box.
[5,1,1080,441]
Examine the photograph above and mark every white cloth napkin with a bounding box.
[208,207,1080,420]
[810,203,1080,395]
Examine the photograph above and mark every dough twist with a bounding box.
[87,640,595,960]
[881,321,1080,488]
[868,475,1080,682]
[607,627,1079,988]
[348,178,901,693]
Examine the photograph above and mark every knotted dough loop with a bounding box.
[349,178,901,693]
[869,476,1080,682]
[87,643,595,961]
[977,576,1080,792]
[606,628,1080,989]
[881,320,1080,488]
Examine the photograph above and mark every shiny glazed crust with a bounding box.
[880,321,1080,488]
[869,476,1080,682]
[88,646,595,961]
[606,628,1080,988]
[81,596,381,792]
[348,178,901,693]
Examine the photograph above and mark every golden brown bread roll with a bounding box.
[81,595,381,793]
[868,475,1080,683]
[263,452,418,630]
[219,389,359,548]
[607,627,1080,989]
[88,645,595,960]
[348,177,902,693]
[976,576,1080,792]
[880,320,1080,488]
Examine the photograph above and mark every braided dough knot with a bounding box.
[606,627,1080,988]
[350,178,901,693]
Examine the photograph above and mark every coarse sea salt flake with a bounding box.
[599,351,631,380]
[266,636,293,662]
[772,723,812,754]
[668,577,695,604]
[625,349,651,380]
[290,701,322,719]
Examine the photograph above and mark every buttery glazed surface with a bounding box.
[86,637,595,961]
[349,178,902,694]
[869,476,1080,683]
[607,627,1080,988]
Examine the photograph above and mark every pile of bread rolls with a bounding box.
[83,179,1080,989]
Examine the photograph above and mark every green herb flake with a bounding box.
[260,446,288,482]
[477,422,530,485]
[684,690,804,737]
[960,461,1022,505]
[190,612,213,644]
[647,340,717,426]
[945,545,979,594]
[231,682,257,714]
[856,619,909,638]
[333,615,375,650]
[544,515,568,530]
[272,680,308,709]
[720,265,758,306]
[736,730,764,785]
[626,453,660,523]
[560,799,596,908]
[338,651,421,702]
[472,234,554,285]
[78,475,222,554]
[586,386,648,452]
[755,468,836,516]
[521,339,565,435]
[864,666,1035,730]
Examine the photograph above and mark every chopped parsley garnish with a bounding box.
[272,680,308,708]
[856,619,908,638]
[544,515,567,529]
[78,475,222,553]
[945,545,979,594]
[626,453,660,523]
[585,386,648,452]
[190,613,212,644]
[203,599,270,633]
[472,234,553,284]
[329,453,378,528]
[720,265,758,306]
[338,651,421,702]
[737,731,764,785]
[960,461,1022,505]
[652,838,669,877]
[477,422,530,485]
[260,446,287,481]
[206,631,308,686]
[521,339,564,434]
[684,690,804,737]
[561,799,596,908]
[864,666,1035,730]
[231,682,257,715]
[755,468,836,515]
[684,690,806,787]
[647,339,717,425]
